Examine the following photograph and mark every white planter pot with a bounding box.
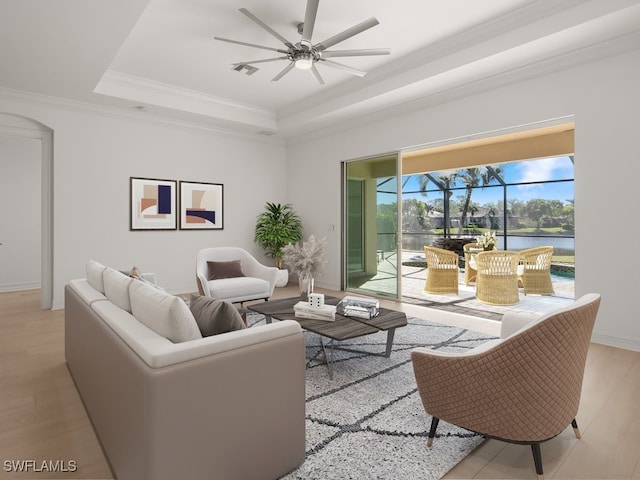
[275,268,289,287]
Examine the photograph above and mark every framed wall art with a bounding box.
[179,181,224,230]
[130,177,177,230]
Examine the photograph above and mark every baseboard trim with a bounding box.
[0,282,40,292]
[592,333,640,352]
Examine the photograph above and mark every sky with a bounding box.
[398,156,574,207]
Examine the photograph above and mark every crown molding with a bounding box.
[281,3,640,141]
[277,0,589,122]
[94,70,278,133]
[0,86,285,144]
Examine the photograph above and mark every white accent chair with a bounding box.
[196,247,278,305]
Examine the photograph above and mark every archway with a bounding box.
[0,113,53,309]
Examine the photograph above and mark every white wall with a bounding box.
[0,135,41,290]
[286,47,640,351]
[1,46,637,350]
[0,97,288,308]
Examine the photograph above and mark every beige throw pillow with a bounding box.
[130,281,202,343]
[129,265,142,279]
[189,295,246,337]
[103,267,134,312]
[86,260,106,293]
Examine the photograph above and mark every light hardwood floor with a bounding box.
[1,288,638,480]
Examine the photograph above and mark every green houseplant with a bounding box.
[254,202,303,270]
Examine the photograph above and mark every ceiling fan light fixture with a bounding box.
[218,2,390,84]
[294,52,314,70]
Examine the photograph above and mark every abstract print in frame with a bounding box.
[130,177,177,230]
[179,181,223,230]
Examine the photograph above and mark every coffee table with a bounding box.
[248,296,407,378]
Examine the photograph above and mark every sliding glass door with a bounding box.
[343,154,400,299]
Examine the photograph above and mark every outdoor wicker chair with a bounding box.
[423,246,459,294]
[411,293,601,480]
[463,242,494,285]
[518,246,554,295]
[475,250,520,305]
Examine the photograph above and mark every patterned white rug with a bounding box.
[247,313,496,480]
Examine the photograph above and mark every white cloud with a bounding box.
[516,157,563,183]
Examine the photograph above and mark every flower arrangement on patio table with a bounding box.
[282,235,327,297]
[477,231,497,250]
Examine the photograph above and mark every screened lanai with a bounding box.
[399,156,575,255]
[344,122,576,319]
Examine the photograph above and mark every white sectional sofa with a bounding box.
[65,260,306,480]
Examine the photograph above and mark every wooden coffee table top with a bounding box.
[248,296,407,342]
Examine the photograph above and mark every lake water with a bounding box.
[402,233,575,255]
[499,236,574,253]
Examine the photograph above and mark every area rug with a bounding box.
[247,312,496,480]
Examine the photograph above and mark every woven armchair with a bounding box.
[423,246,459,294]
[518,246,554,295]
[463,242,492,285]
[412,293,601,480]
[475,250,520,305]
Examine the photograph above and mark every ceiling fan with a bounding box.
[214,0,390,85]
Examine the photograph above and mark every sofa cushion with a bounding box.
[86,260,106,294]
[207,277,270,302]
[189,295,246,337]
[69,278,107,305]
[91,297,302,368]
[129,280,202,343]
[103,267,134,312]
[126,267,165,291]
[207,260,245,280]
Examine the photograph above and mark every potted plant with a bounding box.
[254,202,303,286]
[282,235,328,298]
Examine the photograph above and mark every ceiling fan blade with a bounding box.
[320,59,367,77]
[272,62,295,82]
[322,48,390,58]
[310,65,325,85]
[240,57,289,65]
[239,8,295,49]
[214,37,288,54]
[315,17,380,52]
[301,0,319,45]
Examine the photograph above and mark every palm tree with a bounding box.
[419,171,457,237]
[468,203,479,232]
[457,166,503,234]
[457,168,482,234]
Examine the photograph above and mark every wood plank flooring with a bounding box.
[1,288,638,479]
[0,290,112,479]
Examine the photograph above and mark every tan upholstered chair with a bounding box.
[518,246,554,295]
[475,250,520,305]
[412,293,601,480]
[423,246,459,294]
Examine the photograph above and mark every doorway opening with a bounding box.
[343,120,575,313]
[0,113,53,309]
[343,154,400,299]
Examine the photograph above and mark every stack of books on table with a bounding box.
[293,301,337,321]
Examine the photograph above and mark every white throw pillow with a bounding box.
[129,280,202,343]
[103,267,134,312]
[86,260,106,293]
